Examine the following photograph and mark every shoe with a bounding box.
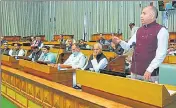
[73,85,81,89]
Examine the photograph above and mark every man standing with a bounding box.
[129,23,139,39]
[112,6,169,82]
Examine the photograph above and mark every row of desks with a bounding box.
[1,54,176,108]
[1,55,129,108]
[6,41,97,46]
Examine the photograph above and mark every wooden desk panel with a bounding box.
[91,33,122,41]
[54,35,74,41]
[4,36,21,41]
[1,65,130,108]
[43,41,60,45]
[1,55,19,68]
[86,42,97,47]
[19,60,74,87]
[77,70,176,108]
[163,56,176,64]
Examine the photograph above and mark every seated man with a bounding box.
[66,39,73,52]
[109,42,124,55]
[58,35,66,44]
[65,37,76,45]
[78,39,88,49]
[167,43,176,55]
[167,47,176,55]
[50,43,87,88]
[84,43,108,72]
[31,36,43,49]
[38,46,56,64]
[97,33,109,45]
[1,42,10,55]
[9,43,25,57]
[63,43,87,69]
[28,46,43,61]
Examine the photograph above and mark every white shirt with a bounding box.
[64,52,86,69]
[130,26,139,38]
[9,49,25,56]
[120,27,169,73]
[90,58,108,72]
[168,50,176,55]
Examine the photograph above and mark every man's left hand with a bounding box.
[144,71,151,81]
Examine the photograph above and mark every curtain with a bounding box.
[168,10,176,32]
[0,1,164,41]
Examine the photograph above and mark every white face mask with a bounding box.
[72,51,79,56]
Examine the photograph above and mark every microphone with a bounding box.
[130,42,136,48]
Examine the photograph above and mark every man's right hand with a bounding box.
[112,36,121,45]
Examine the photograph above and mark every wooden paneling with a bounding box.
[76,70,176,108]
[91,33,122,41]
[1,65,130,108]
[54,35,74,41]
[163,56,176,64]
[4,36,21,41]
[1,55,19,68]
[19,60,74,87]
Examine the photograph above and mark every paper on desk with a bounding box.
[60,68,68,70]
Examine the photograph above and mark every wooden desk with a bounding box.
[4,36,21,41]
[58,52,72,64]
[43,41,60,45]
[106,55,126,73]
[1,55,19,68]
[163,56,176,64]
[19,60,74,87]
[86,42,97,47]
[91,33,122,41]
[77,70,176,108]
[54,35,74,41]
[1,65,130,108]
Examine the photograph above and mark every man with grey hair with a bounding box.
[50,43,86,89]
[84,43,108,72]
[112,6,169,82]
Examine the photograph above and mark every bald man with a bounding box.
[112,6,169,82]
[84,43,108,72]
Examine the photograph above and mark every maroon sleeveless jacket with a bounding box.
[130,21,163,76]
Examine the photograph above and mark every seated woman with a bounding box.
[38,46,56,64]
[1,42,10,55]
[9,43,25,57]
[84,43,108,72]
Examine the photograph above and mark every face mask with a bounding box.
[72,51,79,56]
